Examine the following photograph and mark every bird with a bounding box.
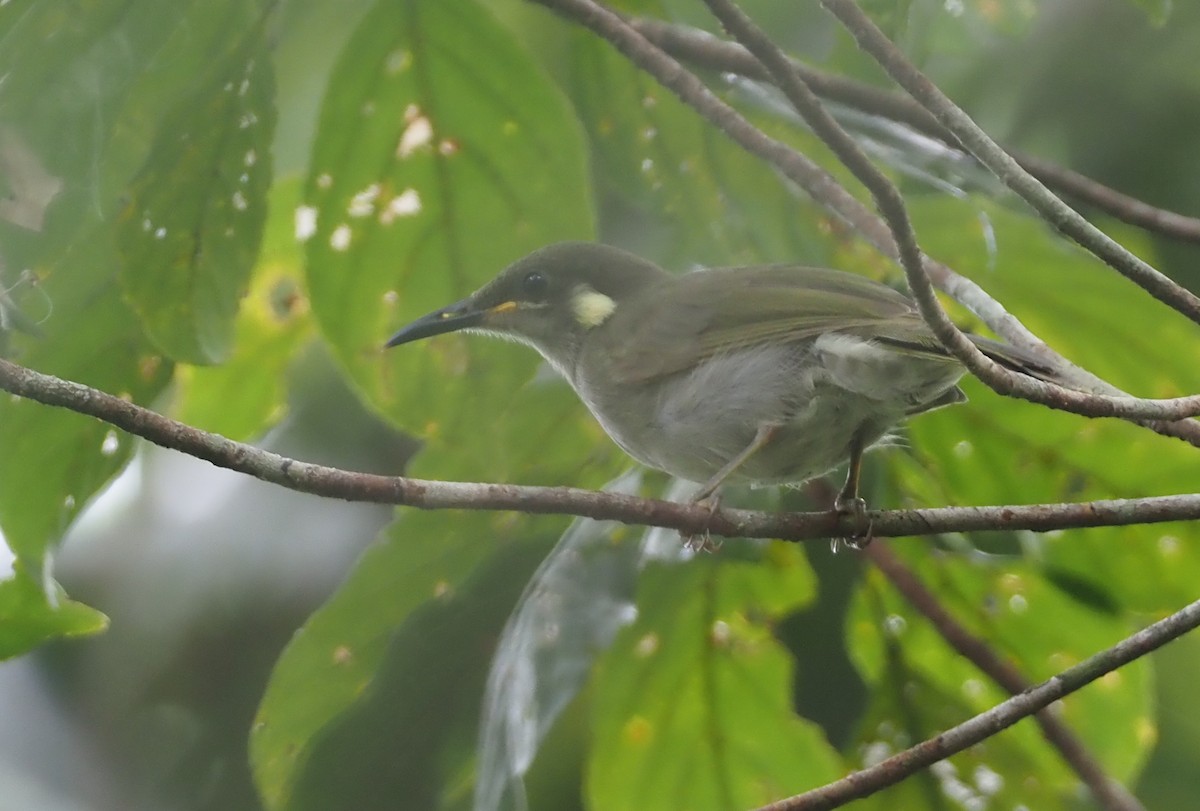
[386,241,1045,524]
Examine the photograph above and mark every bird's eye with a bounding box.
[521,271,549,300]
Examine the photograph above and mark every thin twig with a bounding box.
[753,595,1200,810]
[1014,154,1200,244]
[864,544,1144,811]
[758,595,1200,811]
[530,0,897,256]
[820,0,1200,324]
[1,357,1198,540]
[701,0,1200,422]
[628,18,1200,245]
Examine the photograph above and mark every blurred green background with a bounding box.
[1,1,1198,809]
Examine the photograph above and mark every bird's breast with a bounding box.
[573,344,835,483]
[568,335,967,488]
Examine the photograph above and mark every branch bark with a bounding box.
[864,544,1144,811]
[627,18,1200,246]
[753,595,1200,810]
[2,357,1198,541]
[820,0,1200,325]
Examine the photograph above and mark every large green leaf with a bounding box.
[848,552,1154,805]
[588,546,842,810]
[897,396,1200,612]
[475,469,654,811]
[0,235,169,659]
[172,178,313,440]
[116,26,276,363]
[251,376,626,808]
[0,2,277,261]
[251,510,558,810]
[0,232,172,563]
[302,0,593,466]
[894,197,1200,612]
[567,28,833,270]
[282,537,555,811]
[0,0,275,617]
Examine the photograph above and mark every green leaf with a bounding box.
[897,396,1200,612]
[476,470,650,811]
[588,546,842,810]
[0,562,109,659]
[848,554,1154,802]
[250,510,560,810]
[282,538,554,811]
[172,178,313,440]
[303,0,593,452]
[1137,634,1200,808]
[0,232,173,563]
[893,197,1200,612]
[844,627,1066,811]
[568,30,832,269]
[98,2,278,200]
[251,358,625,808]
[0,2,276,254]
[117,30,276,364]
[0,0,275,562]
[0,2,139,126]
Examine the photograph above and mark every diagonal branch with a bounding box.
[700,0,1200,423]
[627,18,1200,246]
[1013,155,1200,244]
[529,0,895,257]
[820,0,1200,324]
[864,544,1144,811]
[753,594,1200,810]
[2,357,1199,540]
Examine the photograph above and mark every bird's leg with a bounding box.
[683,490,723,553]
[692,421,782,503]
[832,431,873,552]
[834,433,866,516]
[682,422,781,552]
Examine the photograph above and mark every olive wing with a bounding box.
[606,265,945,385]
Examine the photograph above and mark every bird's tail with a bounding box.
[969,334,1061,383]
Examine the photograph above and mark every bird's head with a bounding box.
[386,242,670,370]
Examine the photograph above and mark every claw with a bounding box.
[682,493,723,553]
[831,490,873,553]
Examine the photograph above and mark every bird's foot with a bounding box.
[682,493,723,553]
[831,494,873,553]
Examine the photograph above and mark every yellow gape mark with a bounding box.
[571,285,617,328]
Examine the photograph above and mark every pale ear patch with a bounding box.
[571,285,616,328]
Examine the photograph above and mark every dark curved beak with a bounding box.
[385,298,483,348]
